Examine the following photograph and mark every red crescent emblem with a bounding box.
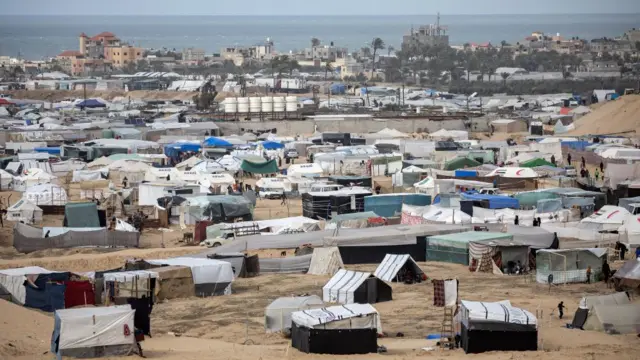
[607,210,619,219]
[516,169,524,175]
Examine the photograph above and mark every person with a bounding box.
[550,155,556,166]
[280,191,287,205]
[599,161,604,173]
[585,169,590,179]
[586,265,592,284]
[537,217,542,227]
[581,156,586,169]
[595,168,600,181]
[635,246,640,259]
[122,176,128,188]
[44,230,51,238]
[602,260,611,287]
[558,301,565,319]
[616,241,627,260]
[514,215,519,225]
[515,260,523,274]
[532,218,538,227]
[567,153,572,165]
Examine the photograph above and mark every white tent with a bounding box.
[307,247,344,276]
[13,168,57,191]
[191,160,225,174]
[216,155,242,172]
[264,295,324,333]
[199,173,235,192]
[0,169,14,189]
[144,167,181,182]
[429,129,468,141]
[175,156,203,171]
[6,199,42,224]
[582,205,629,226]
[23,183,67,206]
[373,254,424,282]
[460,300,537,326]
[486,167,539,178]
[402,165,428,173]
[146,257,234,296]
[600,148,640,161]
[0,266,56,305]
[256,177,292,192]
[291,303,382,334]
[52,305,136,358]
[288,163,324,177]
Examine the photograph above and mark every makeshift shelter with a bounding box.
[75,98,106,108]
[288,163,324,177]
[487,167,539,178]
[51,305,137,359]
[307,247,344,276]
[12,168,56,191]
[203,136,232,147]
[373,254,424,283]
[536,248,607,284]
[490,119,527,133]
[364,193,431,217]
[291,303,381,355]
[153,265,195,300]
[461,192,519,209]
[261,141,284,150]
[426,231,512,266]
[147,257,234,296]
[572,293,638,334]
[6,199,42,224]
[460,300,537,354]
[64,202,100,228]
[241,158,278,174]
[259,255,312,274]
[208,253,260,278]
[23,183,68,206]
[0,266,68,311]
[520,158,555,168]
[467,233,530,274]
[322,269,392,304]
[265,295,324,334]
[444,156,481,171]
[613,259,640,289]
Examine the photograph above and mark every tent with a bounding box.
[581,303,640,334]
[75,99,106,108]
[147,257,234,296]
[487,167,539,178]
[460,300,537,354]
[264,295,324,334]
[613,259,640,289]
[307,247,344,276]
[52,305,137,358]
[241,159,278,174]
[64,202,100,228]
[203,137,232,147]
[23,183,68,206]
[261,141,284,150]
[0,266,67,310]
[322,269,392,304]
[153,265,195,300]
[208,253,260,278]
[373,254,424,283]
[291,303,381,355]
[444,156,481,171]
[288,163,323,177]
[461,192,519,209]
[519,158,555,168]
[426,231,509,266]
[6,199,43,224]
[536,248,607,284]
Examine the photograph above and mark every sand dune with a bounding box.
[568,95,640,136]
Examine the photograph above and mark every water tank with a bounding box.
[273,97,285,112]
[261,97,273,113]
[237,97,249,113]
[285,96,298,112]
[224,97,237,113]
[249,97,262,113]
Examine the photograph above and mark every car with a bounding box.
[478,188,501,195]
[260,188,285,199]
[200,232,235,248]
[285,149,299,158]
[564,166,577,177]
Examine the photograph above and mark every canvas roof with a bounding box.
[461,300,537,326]
[373,254,424,282]
[487,167,539,178]
[322,269,371,304]
[291,303,381,333]
[429,231,512,249]
[307,247,344,276]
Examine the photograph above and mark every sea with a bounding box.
[0,14,639,60]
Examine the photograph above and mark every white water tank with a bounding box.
[237,97,249,113]
[224,98,237,113]
[273,97,285,112]
[249,97,262,113]
[261,97,273,112]
[285,96,298,112]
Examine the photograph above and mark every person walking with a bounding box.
[602,260,611,287]
[280,191,287,206]
[595,168,600,182]
[599,161,604,173]
[514,215,519,225]
[557,301,565,319]
[581,156,586,169]
[586,265,592,284]
[567,153,572,165]
[550,155,556,166]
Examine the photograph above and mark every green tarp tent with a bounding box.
[241,159,278,174]
[443,156,481,171]
[520,158,555,168]
[64,202,100,228]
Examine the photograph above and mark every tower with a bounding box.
[79,33,87,56]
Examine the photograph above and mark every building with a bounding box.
[623,28,640,43]
[104,45,143,67]
[587,60,619,72]
[56,50,83,74]
[402,14,449,49]
[220,39,275,66]
[304,44,348,62]
[182,48,206,62]
[590,38,632,56]
[57,32,143,74]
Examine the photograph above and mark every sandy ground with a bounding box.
[6,89,199,102]
[2,260,638,360]
[567,95,640,136]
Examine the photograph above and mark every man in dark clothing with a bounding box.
[616,241,627,260]
[550,155,556,166]
[532,218,538,227]
[602,260,611,287]
[581,156,586,169]
[514,215,519,225]
[122,176,128,188]
[280,191,287,205]
[537,217,542,227]
[599,161,604,173]
[558,302,565,319]
[567,153,572,165]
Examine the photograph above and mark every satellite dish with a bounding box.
[548,274,554,284]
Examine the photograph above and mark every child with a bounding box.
[557,301,565,319]
[586,266,592,284]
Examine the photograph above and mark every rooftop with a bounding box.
[58,50,82,57]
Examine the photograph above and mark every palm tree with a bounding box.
[370,37,385,79]
[387,45,395,56]
[287,58,300,77]
[500,72,510,86]
[324,62,334,80]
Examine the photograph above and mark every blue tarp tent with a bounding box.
[164,142,202,158]
[203,137,232,147]
[330,83,346,94]
[560,141,590,151]
[24,272,69,312]
[34,147,61,155]
[461,192,519,209]
[75,99,106,108]
[261,141,284,150]
[455,170,477,177]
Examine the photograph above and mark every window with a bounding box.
[124,53,127,56]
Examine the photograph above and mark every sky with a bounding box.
[4,0,640,16]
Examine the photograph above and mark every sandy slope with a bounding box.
[568,95,640,136]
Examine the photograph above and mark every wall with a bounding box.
[216,118,467,136]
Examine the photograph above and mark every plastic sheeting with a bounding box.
[265,295,325,333]
[260,255,312,273]
[460,300,537,327]
[536,199,563,213]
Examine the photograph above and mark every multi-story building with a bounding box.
[182,48,206,62]
[590,38,632,56]
[304,44,348,62]
[104,45,143,67]
[58,32,143,74]
[220,39,275,65]
[402,14,449,49]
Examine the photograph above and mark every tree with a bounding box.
[136,59,150,72]
[500,72,510,86]
[124,61,136,74]
[324,62,334,80]
[286,57,300,77]
[311,38,321,47]
[369,37,385,79]
[387,45,395,56]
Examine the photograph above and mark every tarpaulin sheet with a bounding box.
[536,199,563,213]
[241,159,278,174]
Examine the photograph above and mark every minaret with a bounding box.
[79,33,88,55]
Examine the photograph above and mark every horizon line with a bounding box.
[2,12,640,16]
